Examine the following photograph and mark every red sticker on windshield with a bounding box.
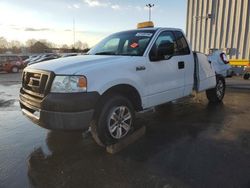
[130,42,139,48]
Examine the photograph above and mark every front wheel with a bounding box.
[206,76,225,103]
[91,95,135,146]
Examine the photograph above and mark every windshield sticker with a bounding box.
[130,42,139,48]
[136,33,153,37]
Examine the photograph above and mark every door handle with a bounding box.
[178,61,185,69]
[136,66,146,71]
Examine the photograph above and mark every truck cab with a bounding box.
[20,22,226,146]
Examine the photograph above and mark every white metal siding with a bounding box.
[186,0,250,60]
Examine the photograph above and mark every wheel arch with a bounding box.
[96,84,143,112]
[216,73,226,81]
[7,65,19,73]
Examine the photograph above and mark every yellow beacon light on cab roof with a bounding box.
[137,21,154,29]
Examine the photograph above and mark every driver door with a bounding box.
[145,31,185,107]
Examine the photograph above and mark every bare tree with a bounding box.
[39,39,56,48]
[9,40,21,48]
[26,39,38,47]
[0,37,9,49]
[0,37,89,54]
[82,42,89,50]
[9,40,22,53]
[29,41,49,53]
[61,44,70,49]
[74,41,89,50]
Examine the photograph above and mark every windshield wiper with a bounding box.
[95,52,116,55]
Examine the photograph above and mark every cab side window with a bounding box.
[149,31,177,61]
[9,56,16,61]
[7,56,17,62]
[174,31,190,55]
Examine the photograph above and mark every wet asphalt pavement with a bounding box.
[0,73,250,188]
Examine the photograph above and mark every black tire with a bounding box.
[11,66,19,73]
[91,95,135,147]
[206,75,225,103]
[243,73,250,80]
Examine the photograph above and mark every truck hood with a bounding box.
[26,55,130,74]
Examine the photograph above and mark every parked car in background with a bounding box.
[208,50,232,77]
[60,53,78,58]
[243,66,250,80]
[19,55,29,61]
[25,55,43,65]
[0,55,25,73]
[28,54,60,66]
[34,55,59,63]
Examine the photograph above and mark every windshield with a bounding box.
[88,30,156,56]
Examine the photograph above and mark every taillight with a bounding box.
[220,53,229,64]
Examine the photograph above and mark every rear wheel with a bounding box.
[243,73,250,80]
[91,95,135,146]
[206,76,225,103]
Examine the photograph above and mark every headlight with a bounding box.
[50,75,87,93]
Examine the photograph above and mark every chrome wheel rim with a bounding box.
[216,80,224,99]
[108,106,132,139]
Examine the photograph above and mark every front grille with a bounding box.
[22,70,52,98]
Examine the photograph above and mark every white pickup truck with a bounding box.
[20,22,228,146]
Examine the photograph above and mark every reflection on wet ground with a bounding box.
[27,91,250,188]
[0,74,250,188]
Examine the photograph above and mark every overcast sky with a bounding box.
[0,0,187,47]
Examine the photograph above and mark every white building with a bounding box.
[186,0,250,60]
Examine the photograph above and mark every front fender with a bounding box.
[96,78,143,97]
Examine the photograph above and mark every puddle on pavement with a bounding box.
[0,99,17,107]
[0,84,20,110]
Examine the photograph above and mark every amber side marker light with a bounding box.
[78,76,87,88]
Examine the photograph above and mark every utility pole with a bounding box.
[146,3,154,21]
[73,17,76,48]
